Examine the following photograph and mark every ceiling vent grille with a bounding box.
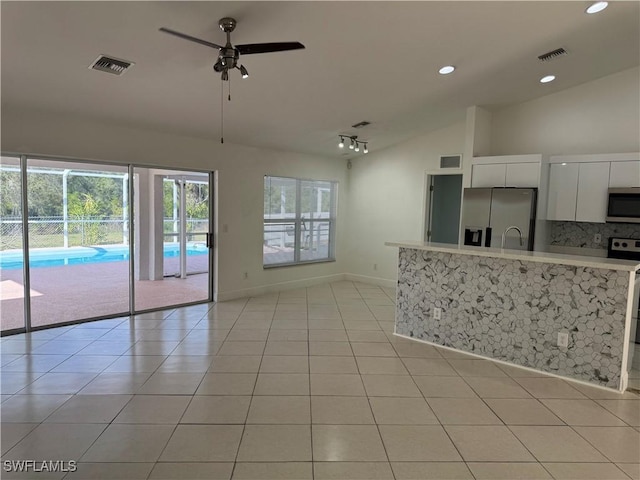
[538,47,567,62]
[89,55,134,75]
[351,121,371,129]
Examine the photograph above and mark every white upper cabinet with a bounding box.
[471,164,506,187]
[547,163,579,221]
[471,155,542,188]
[575,162,610,223]
[505,163,540,187]
[548,154,639,223]
[609,161,640,188]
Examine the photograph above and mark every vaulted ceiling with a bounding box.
[2,1,638,159]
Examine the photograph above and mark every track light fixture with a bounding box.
[338,135,369,155]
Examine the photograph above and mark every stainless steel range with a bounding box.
[608,237,640,344]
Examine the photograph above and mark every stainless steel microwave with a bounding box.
[607,188,640,223]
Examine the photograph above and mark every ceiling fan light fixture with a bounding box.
[338,136,345,148]
[239,65,249,79]
[586,1,608,14]
[363,144,369,154]
[355,142,360,152]
[349,140,355,150]
[438,65,455,75]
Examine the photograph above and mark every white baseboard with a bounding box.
[344,273,397,289]
[215,273,347,302]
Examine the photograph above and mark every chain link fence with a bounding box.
[1,217,210,251]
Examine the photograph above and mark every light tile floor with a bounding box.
[1,281,639,480]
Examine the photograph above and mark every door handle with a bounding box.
[206,233,214,249]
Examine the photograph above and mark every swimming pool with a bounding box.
[0,244,208,270]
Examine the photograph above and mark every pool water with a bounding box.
[0,244,208,270]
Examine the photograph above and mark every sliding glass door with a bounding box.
[0,156,26,332]
[26,159,130,328]
[132,167,211,312]
[0,156,214,333]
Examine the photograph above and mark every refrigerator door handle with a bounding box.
[485,227,492,247]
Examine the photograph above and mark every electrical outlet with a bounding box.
[433,307,442,320]
[593,233,602,244]
[557,332,569,348]
[373,263,378,271]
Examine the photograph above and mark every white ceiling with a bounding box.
[1,1,638,159]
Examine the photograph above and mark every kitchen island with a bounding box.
[386,241,640,391]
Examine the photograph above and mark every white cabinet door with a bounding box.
[609,161,640,188]
[505,162,540,187]
[576,162,610,223]
[471,164,506,187]
[547,163,579,221]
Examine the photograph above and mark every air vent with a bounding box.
[89,55,134,76]
[351,121,371,129]
[440,155,461,169]
[538,48,567,62]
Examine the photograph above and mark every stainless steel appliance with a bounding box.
[461,188,537,251]
[606,188,640,223]
[607,237,640,344]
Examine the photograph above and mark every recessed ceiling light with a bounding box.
[540,75,556,84]
[586,1,608,14]
[438,65,455,75]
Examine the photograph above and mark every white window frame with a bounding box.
[263,175,337,268]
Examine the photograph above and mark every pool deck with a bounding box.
[1,256,209,332]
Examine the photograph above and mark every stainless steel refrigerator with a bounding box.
[461,188,537,251]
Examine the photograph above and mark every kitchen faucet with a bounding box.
[501,225,524,249]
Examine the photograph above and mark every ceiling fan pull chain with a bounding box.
[228,75,232,102]
[220,79,224,144]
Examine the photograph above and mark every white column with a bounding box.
[62,169,71,248]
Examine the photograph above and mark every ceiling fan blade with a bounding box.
[159,27,223,50]
[236,42,305,55]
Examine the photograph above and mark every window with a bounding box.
[264,176,337,267]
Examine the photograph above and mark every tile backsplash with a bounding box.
[549,221,640,250]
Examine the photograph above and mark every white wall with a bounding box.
[1,107,349,300]
[345,122,466,285]
[491,67,640,156]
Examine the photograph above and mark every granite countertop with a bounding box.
[385,241,640,272]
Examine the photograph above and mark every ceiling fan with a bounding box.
[159,17,305,81]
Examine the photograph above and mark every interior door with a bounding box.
[427,175,463,244]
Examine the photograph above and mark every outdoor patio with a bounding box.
[1,255,209,332]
